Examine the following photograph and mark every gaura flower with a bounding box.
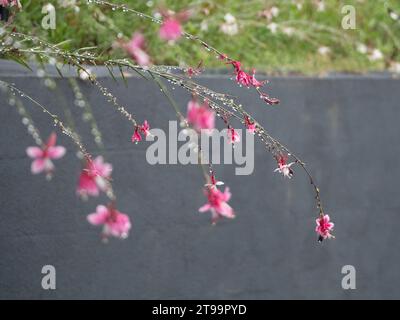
[229,61,266,88]
[87,204,131,239]
[187,99,215,132]
[316,214,334,242]
[132,120,151,143]
[121,32,151,66]
[158,9,191,42]
[199,185,235,225]
[187,60,203,78]
[228,127,240,144]
[244,116,256,134]
[77,156,112,198]
[274,154,295,178]
[26,132,66,176]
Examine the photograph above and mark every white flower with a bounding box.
[220,13,238,36]
[282,27,295,36]
[390,62,400,74]
[368,49,383,61]
[270,6,280,17]
[267,22,278,34]
[390,11,399,21]
[316,0,325,12]
[318,46,331,56]
[224,13,236,24]
[200,20,209,31]
[356,43,368,55]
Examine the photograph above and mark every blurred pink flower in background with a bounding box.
[122,32,151,66]
[199,185,235,225]
[158,9,191,42]
[87,204,131,239]
[26,132,66,176]
[187,99,215,132]
[77,156,112,198]
[316,214,334,241]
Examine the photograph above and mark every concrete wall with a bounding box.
[0,61,399,299]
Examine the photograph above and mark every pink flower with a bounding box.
[87,204,131,239]
[187,60,203,78]
[159,18,183,41]
[228,127,240,144]
[158,9,191,42]
[274,154,295,178]
[187,99,215,132]
[122,32,150,66]
[316,214,334,242]
[26,132,66,176]
[131,120,151,143]
[229,61,265,88]
[244,116,256,134]
[77,156,112,198]
[199,186,235,224]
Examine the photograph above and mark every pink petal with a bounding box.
[199,204,211,212]
[47,146,66,159]
[26,147,43,159]
[218,202,235,219]
[87,205,109,225]
[31,159,45,174]
[46,132,57,148]
[77,171,99,197]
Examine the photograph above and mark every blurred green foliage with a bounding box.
[12,0,400,74]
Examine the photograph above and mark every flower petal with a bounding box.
[47,146,66,159]
[26,147,43,159]
[31,159,45,174]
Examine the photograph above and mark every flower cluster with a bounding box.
[229,60,265,88]
[158,9,191,42]
[132,120,151,143]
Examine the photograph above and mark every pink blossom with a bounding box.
[187,60,203,78]
[187,99,215,132]
[26,132,66,176]
[77,156,112,198]
[159,18,183,41]
[244,116,256,134]
[228,127,240,144]
[87,204,131,239]
[316,214,334,242]
[229,61,265,88]
[131,120,151,143]
[199,185,235,224]
[274,154,295,178]
[122,32,150,66]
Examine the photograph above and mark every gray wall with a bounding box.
[0,61,400,299]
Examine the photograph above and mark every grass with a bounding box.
[11,0,400,74]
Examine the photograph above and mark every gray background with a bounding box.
[0,61,399,299]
